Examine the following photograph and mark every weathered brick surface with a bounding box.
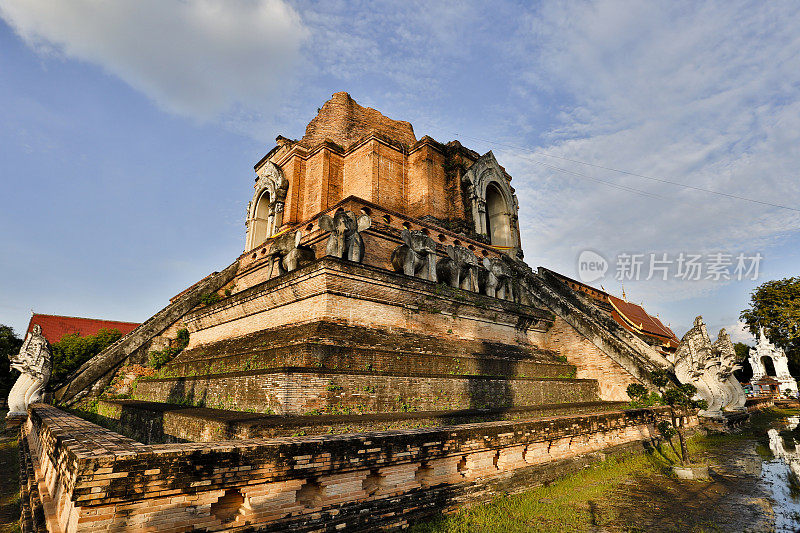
[163,321,571,379]
[132,368,598,414]
[95,399,628,443]
[24,403,698,532]
[185,257,552,349]
[545,316,636,402]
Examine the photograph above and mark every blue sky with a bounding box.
[1,0,798,344]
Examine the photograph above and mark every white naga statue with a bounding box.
[749,327,798,397]
[6,324,52,421]
[670,316,746,418]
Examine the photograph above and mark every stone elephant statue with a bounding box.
[390,229,438,282]
[267,230,316,277]
[437,244,479,292]
[480,256,515,300]
[318,210,371,262]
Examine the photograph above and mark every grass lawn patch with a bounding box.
[409,434,731,533]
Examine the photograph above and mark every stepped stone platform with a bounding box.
[132,368,598,414]
[95,399,629,442]
[163,321,571,378]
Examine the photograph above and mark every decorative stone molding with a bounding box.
[749,327,798,397]
[318,210,371,262]
[390,229,438,282]
[461,151,521,250]
[6,324,51,422]
[245,162,289,251]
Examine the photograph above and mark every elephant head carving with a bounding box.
[480,256,515,300]
[390,229,438,282]
[267,230,316,277]
[437,244,479,292]
[318,210,371,262]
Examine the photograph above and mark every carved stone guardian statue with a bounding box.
[437,245,479,292]
[391,229,438,282]
[6,324,52,423]
[266,230,316,278]
[480,256,515,300]
[318,210,371,262]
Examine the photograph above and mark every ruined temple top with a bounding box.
[300,92,416,150]
[245,93,522,254]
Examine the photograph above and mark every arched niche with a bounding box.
[485,182,514,247]
[245,162,289,251]
[761,356,776,377]
[461,151,521,251]
[249,190,272,248]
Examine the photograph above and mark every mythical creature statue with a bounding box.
[437,245,479,292]
[672,316,747,418]
[6,324,52,420]
[390,229,438,282]
[318,210,371,262]
[712,329,747,411]
[266,230,316,278]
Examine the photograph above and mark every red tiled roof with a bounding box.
[25,314,140,345]
[607,295,679,346]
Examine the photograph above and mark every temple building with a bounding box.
[550,272,679,358]
[25,313,140,345]
[20,93,698,533]
[749,327,798,397]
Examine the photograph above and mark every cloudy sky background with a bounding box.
[1,0,798,344]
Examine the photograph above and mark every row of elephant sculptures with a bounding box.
[261,210,532,304]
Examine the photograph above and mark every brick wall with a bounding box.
[23,403,697,532]
[133,368,599,415]
[545,316,637,402]
[95,399,628,443]
[185,257,552,349]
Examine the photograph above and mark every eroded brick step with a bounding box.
[132,367,599,415]
[95,399,629,443]
[163,342,574,380]
[172,321,562,365]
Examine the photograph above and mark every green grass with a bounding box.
[409,434,721,533]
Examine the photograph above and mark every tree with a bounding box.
[51,328,122,385]
[627,370,707,465]
[733,342,753,383]
[0,325,24,402]
[740,276,800,375]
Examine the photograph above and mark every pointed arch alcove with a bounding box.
[245,162,289,251]
[461,151,521,251]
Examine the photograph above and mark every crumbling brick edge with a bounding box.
[20,403,697,532]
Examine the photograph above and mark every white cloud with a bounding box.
[499,0,800,296]
[0,0,309,119]
[726,320,755,345]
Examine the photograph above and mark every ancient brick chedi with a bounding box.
[17,93,700,532]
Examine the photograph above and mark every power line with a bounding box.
[518,153,668,201]
[421,124,800,213]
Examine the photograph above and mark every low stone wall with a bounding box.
[95,399,628,442]
[22,403,696,532]
[133,368,599,414]
[745,396,775,412]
